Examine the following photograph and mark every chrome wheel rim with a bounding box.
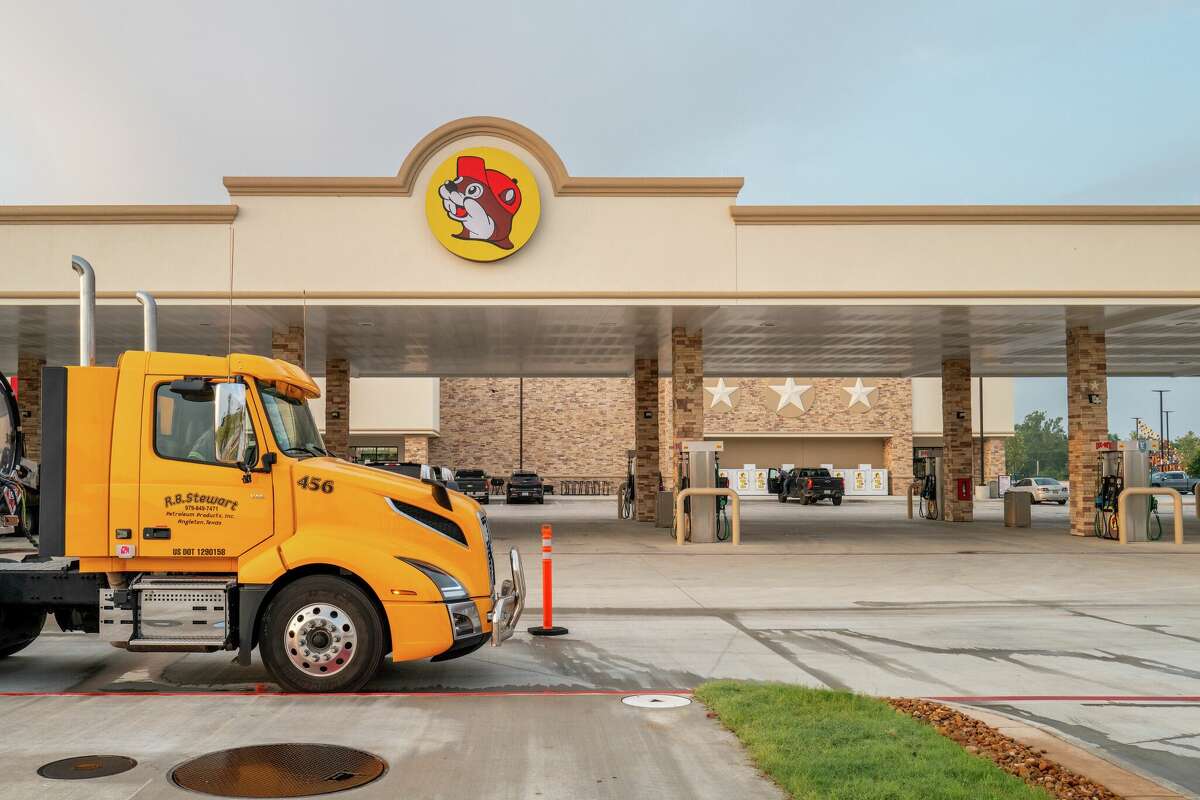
[284,602,357,678]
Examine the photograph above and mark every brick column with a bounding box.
[404,435,429,464]
[633,358,660,521]
[1066,326,1107,536]
[271,325,305,369]
[324,358,350,458]
[941,359,974,522]
[981,438,1006,483]
[16,356,44,461]
[883,432,914,496]
[669,328,703,485]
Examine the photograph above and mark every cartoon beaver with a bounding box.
[438,155,522,250]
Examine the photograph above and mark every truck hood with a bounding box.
[287,457,492,598]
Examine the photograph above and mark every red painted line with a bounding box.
[929,695,1200,703]
[0,688,695,699]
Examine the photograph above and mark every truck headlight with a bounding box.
[400,558,469,601]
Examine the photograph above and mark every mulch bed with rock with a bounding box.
[889,698,1122,800]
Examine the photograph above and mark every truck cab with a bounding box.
[0,348,523,692]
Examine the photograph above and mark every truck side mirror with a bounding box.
[214,382,249,466]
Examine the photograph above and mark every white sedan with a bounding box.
[1008,477,1068,504]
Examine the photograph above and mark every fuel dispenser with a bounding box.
[677,440,726,543]
[917,454,944,520]
[1094,439,1150,540]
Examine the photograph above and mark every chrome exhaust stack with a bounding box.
[70,255,96,367]
[135,290,158,352]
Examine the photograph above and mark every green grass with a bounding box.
[696,681,1050,800]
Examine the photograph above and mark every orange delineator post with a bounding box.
[528,523,568,636]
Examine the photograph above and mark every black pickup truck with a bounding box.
[778,467,845,506]
[507,470,545,504]
[455,468,490,504]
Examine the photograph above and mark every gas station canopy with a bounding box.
[2,117,1199,377]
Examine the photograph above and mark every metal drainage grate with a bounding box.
[171,743,387,798]
[622,694,692,709]
[38,755,137,780]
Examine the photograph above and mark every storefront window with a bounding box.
[353,446,399,463]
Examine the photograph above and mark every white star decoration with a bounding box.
[843,378,877,410]
[769,378,813,412]
[705,378,738,410]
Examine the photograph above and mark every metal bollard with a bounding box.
[528,524,568,636]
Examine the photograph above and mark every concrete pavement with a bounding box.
[1,495,1198,797]
[0,694,782,800]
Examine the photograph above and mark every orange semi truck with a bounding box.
[0,257,524,691]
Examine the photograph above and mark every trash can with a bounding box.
[1004,491,1031,528]
[655,490,675,528]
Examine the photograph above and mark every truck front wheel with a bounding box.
[259,576,384,693]
[0,606,46,659]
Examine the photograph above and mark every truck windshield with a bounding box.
[258,381,326,458]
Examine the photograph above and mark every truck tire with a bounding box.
[832,496,843,506]
[777,492,787,503]
[258,575,384,693]
[798,494,810,506]
[0,606,46,659]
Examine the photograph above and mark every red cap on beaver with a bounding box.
[456,156,522,215]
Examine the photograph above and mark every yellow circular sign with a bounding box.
[425,147,541,262]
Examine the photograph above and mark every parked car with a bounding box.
[778,467,845,505]
[455,468,490,504]
[366,461,459,490]
[366,461,425,479]
[433,465,460,491]
[507,470,545,504]
[1151,471,1196,495]
[1008,477,1068,504]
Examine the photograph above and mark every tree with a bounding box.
[1006,411,1068,480]
[1188,448,1200,478]
[1174,431,1199,472]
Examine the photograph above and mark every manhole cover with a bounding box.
[38,755,137,780]
[171,743,387,798]
[622,694,692,709]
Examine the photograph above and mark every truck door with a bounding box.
[138,376,274,559]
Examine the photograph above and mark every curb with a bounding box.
[947,703,1191,800]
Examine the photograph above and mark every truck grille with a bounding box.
[478,512,495,591]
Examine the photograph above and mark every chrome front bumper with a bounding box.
[489,548,525,646]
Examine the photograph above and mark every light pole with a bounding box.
[1164,410,1174,466]
[1152,389,1170,464]
[1131,416,1142,440]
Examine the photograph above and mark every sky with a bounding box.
[2,1,1198,433]
[1015,378,1199,440]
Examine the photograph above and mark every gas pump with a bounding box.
[618,449,636,520]
[918,455,944,520]
[1094,440,1151,540]
[677,440,724,543]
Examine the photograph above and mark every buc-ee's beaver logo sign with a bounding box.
[425,147,541,262]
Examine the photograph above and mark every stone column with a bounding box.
[16,356,44,461]
[940,359,974,522]
[1066,326,1107,536]
[324,358,350,458]
[404,435,429,464]
[981,438,1006,484]
[669,328,703,486]
[633,358,660,522]
[883,432,914,496]
[271,325,305,369]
